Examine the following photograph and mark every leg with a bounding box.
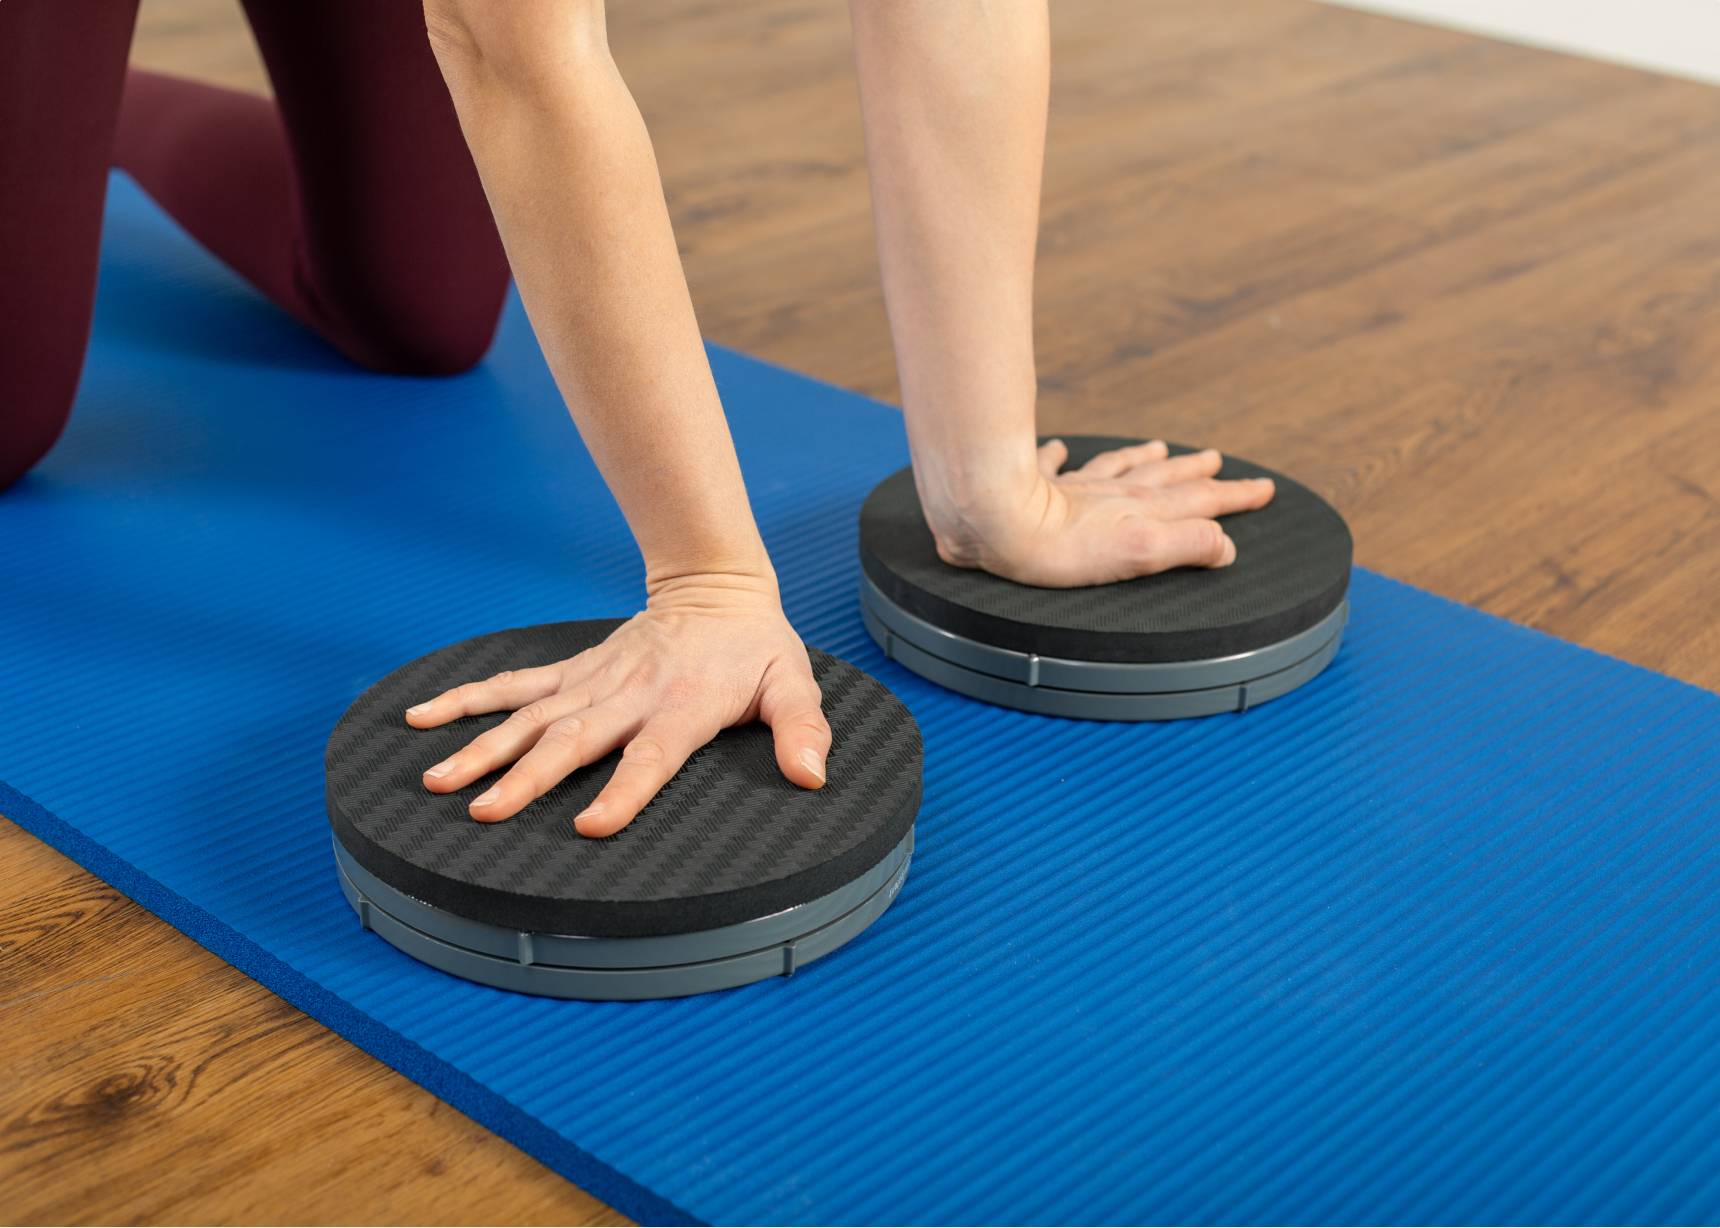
[114,0,508,374]
[0,0,139,491]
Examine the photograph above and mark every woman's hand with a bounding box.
[922,439,1277,588]
[402,572,830,838]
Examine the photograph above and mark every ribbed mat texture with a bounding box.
[4,175,1719,1226]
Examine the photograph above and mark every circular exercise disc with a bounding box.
[326,620,922,999]
[858,437,1353,719]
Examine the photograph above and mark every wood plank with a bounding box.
[8,0,1717,1221]
[0,821,627,1227]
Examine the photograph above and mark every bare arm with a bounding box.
[407,0,829,837]
[426,1,760,586]
[850,0,1274,585]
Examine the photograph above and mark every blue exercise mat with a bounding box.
[4,175,1719,1226]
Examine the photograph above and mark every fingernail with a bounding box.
[798,747,827,783]
[574,803,605,827]
[424,759,455,780]
[406,703,431,718]
[472,787,500,806]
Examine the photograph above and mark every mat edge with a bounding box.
[706,335,1715,700]
[0,778,704,1228]
[1349,566,1720,703]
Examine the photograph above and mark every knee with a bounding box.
[0,386,75,493]
[396,318,501,377]
[340,285,509,377]
[364,331,494,378]
[423,0,610,89]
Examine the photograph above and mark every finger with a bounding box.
[1127,515,1237,573]
[576,716,717,838]
[1125,447,1225,488]
[1073,439,1169,481]
[1036,438,1070,479]
[469,705,634,822]
[758,660,831,789]
[1136,476,1275,520]
[404,662,564,728]
[421,690,591,792]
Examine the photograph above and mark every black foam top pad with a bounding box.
[859,437,1353,664]
[326,621,921,938]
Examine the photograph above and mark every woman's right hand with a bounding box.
[402,570,831,839]
[921,438,1277,588]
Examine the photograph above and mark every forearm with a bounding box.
[428,3,771,592]
[849,0,1050,513]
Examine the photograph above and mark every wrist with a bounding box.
[907,429,1044,566]
[643,550,780,608]
[903,391,1038,499]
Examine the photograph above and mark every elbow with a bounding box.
[423,0,611,91]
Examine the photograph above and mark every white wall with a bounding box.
[1323,0,1720,86]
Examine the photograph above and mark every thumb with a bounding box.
[759,660,832,789]
[1036,438,1069,479]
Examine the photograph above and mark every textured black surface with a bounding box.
[859,437,1353,663]
[326,621,922,938]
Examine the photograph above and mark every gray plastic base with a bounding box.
[333,829,913,1000]
[861,574,1347,720]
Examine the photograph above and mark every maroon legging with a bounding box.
[0,0,509,491]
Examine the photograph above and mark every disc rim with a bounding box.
[332,828,915,970]
[863,583,1348,720]
[334,831,915,1000]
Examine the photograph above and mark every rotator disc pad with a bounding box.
[858,437,1352,720]
[326,620,922,999]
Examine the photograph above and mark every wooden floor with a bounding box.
[6,0,1718,1222]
